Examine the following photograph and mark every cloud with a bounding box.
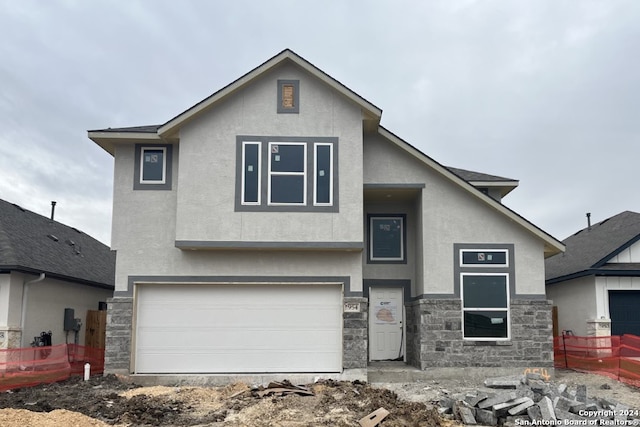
[1,0,639,244]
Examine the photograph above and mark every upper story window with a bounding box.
[314,143,333,206]
[269,142,306,205]
[235,136,338,212]
[277,80,299,114]
[141,147,166,183]
[134,144,173,190]
[367,214,406,264]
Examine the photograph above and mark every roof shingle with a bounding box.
[545,211,640,281]
[0,199,115,288]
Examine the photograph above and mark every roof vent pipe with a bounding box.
[50,201,56,220]
[586,212,591,230]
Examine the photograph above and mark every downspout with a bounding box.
[20,273,45,347]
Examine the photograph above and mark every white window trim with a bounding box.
[313,143,333,206]
[459,249,509,268]
[140,146,167,184]
[267,141,307,206]
[241,141,261,205]
[460,272,511,341]
[369,216,405,262]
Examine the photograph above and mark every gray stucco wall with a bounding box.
[363,200,419,295]
[0,272,112,349]
[546,276,596,337]
[174,62,363,244]
[363,133,547,298]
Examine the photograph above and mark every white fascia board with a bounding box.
[158,50,382,137]
[377,127,565,257]
[88,131,161,140]
[468,180,519,188]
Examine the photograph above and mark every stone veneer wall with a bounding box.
[104,297,133,374]
[343,297,368,369]
[405,302,422,368]
[413,298,553,369]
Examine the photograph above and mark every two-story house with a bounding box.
[89,49,564,383]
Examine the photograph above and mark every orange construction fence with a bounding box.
[0,344,104,391]
[554,334,640,387]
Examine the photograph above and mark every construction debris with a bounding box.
[252,381,314,397]
[358,407,390,427]
[437,374,640,426]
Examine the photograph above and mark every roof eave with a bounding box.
[0,265,115,290]
[88,131,163,156]
[158,49,383,138]
[377,126,565,258]
[546,267,640,285]
[467,180,519,197]
[591,233,640,268]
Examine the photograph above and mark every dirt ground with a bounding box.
[0,369,637,426]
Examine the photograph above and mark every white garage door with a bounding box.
[135,284,343,374]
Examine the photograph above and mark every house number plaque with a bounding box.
[344,302,360,313]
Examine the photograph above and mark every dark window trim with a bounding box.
[460,249,509,267]
[134,144,173,191]
[367,214,407,264]
[277,79,300,114]
[235,136,339,212]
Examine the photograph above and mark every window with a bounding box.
[268,142,306,205]
[277,80,299,114]
[460,249,508,267]
[241,142,261,205]
[236,136,338,211]
[314,143,333,205]
[368,214,406,263]
[141,147,166,183]
[456,245,513,341]
[134,144,173,190]
[461,273,509,339]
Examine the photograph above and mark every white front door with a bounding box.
[369,287,404,361]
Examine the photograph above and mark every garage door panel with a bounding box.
[138,349,341,373]
[137,327,340,349]
[139,306,341,326]
[135,284,343,373]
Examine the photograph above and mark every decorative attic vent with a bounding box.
[47,234,59,242]
[277,80,299,113]
[282,85,294,108]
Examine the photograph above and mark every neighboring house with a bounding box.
[546,211,640,337]
[89,49,564,381]
[0,199,114,349]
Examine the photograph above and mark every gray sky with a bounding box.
[1,1,639,245]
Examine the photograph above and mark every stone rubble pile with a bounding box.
[437,373,638,426]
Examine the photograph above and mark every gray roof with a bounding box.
[88,124,161,133]
[446,167,517,183]
[0,199,115,288]
[545,211,640,283]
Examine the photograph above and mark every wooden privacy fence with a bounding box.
[554,334,640,387]
[0,344,104,391]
